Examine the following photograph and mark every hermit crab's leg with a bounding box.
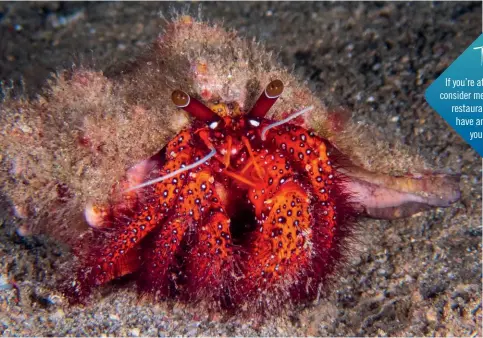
[136,216,188,298]
[240,179,313,300]
[261,119,338,205]
[184,207,233,302]
[179,164,234,301]
[135,147,219,297]
[68,130,196,301]
[138,152,234,302]
[260,124,341,252]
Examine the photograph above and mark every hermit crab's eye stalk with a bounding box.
[172,90,221,124]
[248,79,284,118]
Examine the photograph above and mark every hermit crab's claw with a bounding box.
[249,79,284,118]
[172,90,221,125]
[342,165,461,219]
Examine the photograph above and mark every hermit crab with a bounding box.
[0,16,460,311]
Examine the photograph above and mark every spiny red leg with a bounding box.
[137,217,187,298]
[185,209,233,302]
[69,130,196,302]
[138,154,234,303]
[241,180,312,300]
[263,124,351,301]
[265,125,334,196]
[264,124,338,241]
[136,159,211,298]
[177,164,234,301]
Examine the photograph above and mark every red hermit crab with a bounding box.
[74,79,352,309]
[0,16,460,312]
[71,76,459,310]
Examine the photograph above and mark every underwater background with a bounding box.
[0,2,481,336]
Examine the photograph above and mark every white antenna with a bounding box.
[260,106,314,141]
[124,147,217,192]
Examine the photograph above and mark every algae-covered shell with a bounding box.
[0,16,448,240]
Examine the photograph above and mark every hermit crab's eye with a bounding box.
[265,79,284,98]
[171,90,221,124]
[249,79,284,118]
[172,90,190,107]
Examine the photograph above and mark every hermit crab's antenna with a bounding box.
[260,105,314,141]
[249,79,284,118]
[124,147,217,192]
[172,90,221,125]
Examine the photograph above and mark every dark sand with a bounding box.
[0,2,481,336]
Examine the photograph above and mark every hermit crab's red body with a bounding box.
[68,81,355,309]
